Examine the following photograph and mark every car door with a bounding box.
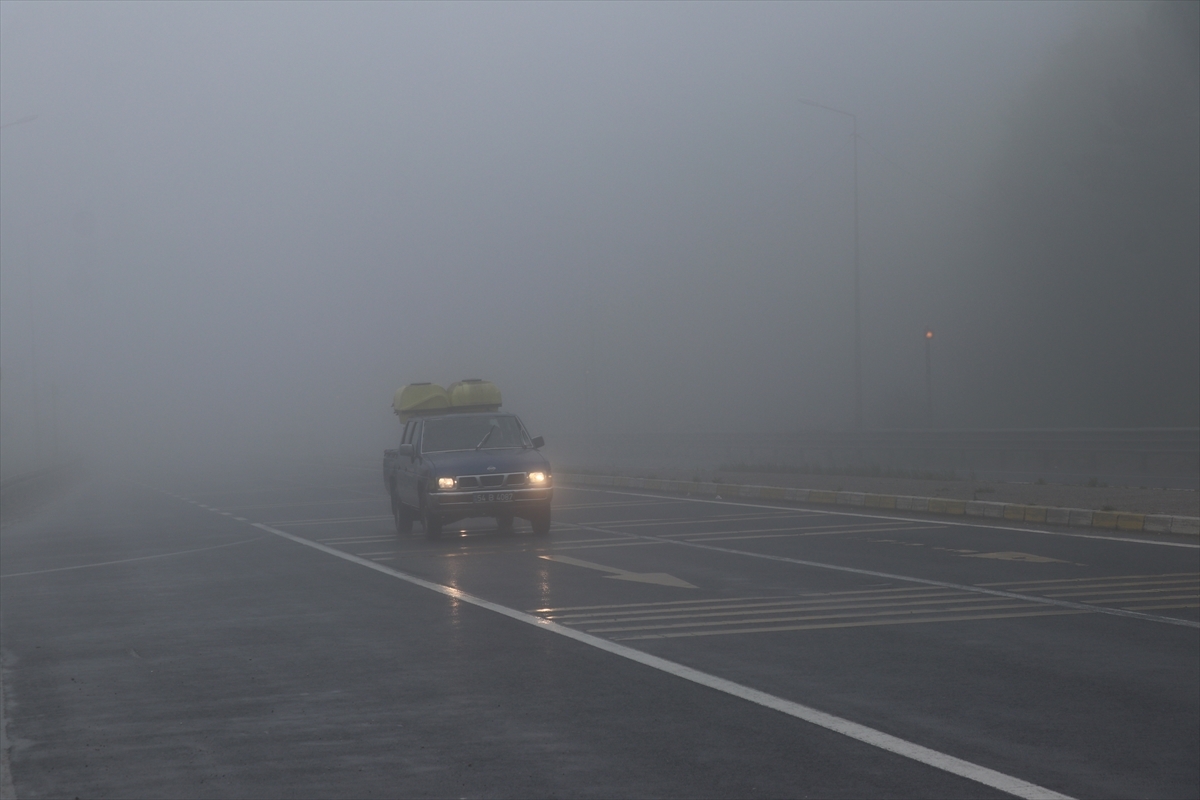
[397,419,422,508]
[390,420,411,498]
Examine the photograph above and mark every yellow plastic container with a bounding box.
[393,383,450,420]
[447,379,502,410]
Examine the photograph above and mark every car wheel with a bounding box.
[421,497,442,539]
[530,507,551,537]
[394,500,414,535]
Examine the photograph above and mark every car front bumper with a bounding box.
[428,487,552,517]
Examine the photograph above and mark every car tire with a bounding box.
[421,496,442,539]
[530,506,551,537]
[394,498,414,535]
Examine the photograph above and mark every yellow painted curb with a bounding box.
[928,498,966,515]
[1115,513,1145,531]
[1023,506,1047,523]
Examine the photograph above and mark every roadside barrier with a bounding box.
[559,473,1200,536]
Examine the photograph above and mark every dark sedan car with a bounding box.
[385,412,552,537]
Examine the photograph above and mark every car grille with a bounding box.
[455,473,528,489]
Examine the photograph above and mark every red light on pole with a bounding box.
[924,329,934,424]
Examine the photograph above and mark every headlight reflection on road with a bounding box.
[537,563,551,609]
[444,556,464,634]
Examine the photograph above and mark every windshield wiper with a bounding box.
[475,426,497,450]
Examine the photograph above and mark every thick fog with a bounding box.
[2,1,1197,476]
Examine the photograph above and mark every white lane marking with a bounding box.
[560,593,1016,625]
[679,524,942,543]
[557,520,1200,629]
[546,534,641,545]
[981,572,1199,588]
[0,538,261,578]
[533,586,961,615]
[571,487,1200,549]
[267,515,391,526]
[612,609,1085,641]
[247,520,1072,800]
[550,540,661,552]
[554,500,677,510]
[589,511,820,529]
[651,523,933,540]
[317,534,397,543]
[234,517,248,522]
[223,498,383,511]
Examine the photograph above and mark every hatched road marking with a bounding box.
[268,514,391,526]
[556,521,1200,629]
[534,587,1084,639]
[539,554,697,588]
[678,524,942,543]
[965,552,1069,563]
[984,573,1199,613]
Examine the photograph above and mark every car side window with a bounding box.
[411,421,423,452]
[401,421,413,446]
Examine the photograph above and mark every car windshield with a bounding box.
[422,415,529,452]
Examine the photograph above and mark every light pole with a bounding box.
[924,328,934,426]
[798,98,861,431]
[1,113,45,466]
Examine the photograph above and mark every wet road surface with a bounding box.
[2,463,1197,798]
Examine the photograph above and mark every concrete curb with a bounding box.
[559,473,1200,537]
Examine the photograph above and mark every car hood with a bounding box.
[421,448,550,476]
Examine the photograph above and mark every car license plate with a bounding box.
[473,492,512,503]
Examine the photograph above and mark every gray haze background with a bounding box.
[2,1,1197,477]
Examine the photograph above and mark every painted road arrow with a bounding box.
[539,555,697,589]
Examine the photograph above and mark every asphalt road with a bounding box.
[1,462,1197,799]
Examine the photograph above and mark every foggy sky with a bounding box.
[2,1,1196,476]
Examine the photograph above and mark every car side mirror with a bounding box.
[531,436,544,449]
[398,443,414,458]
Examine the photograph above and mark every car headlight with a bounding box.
[437,477,456,490]
[528,471,547,484]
